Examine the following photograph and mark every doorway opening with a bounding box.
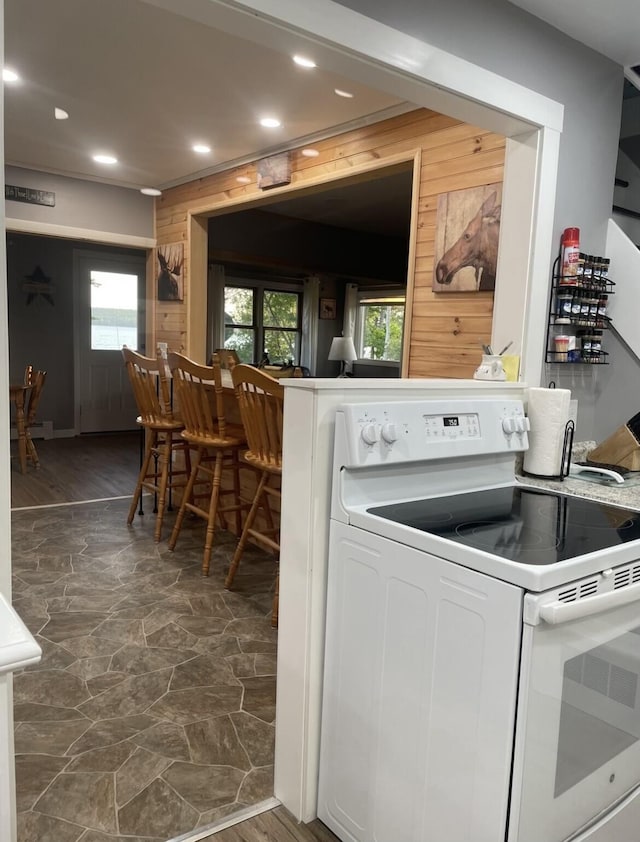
[205,160,415,377]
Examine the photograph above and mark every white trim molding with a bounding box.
[6,218,155,249]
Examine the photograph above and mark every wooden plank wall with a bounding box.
[155,108,505,378]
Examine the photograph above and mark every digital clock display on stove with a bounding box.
[443,416,459,427]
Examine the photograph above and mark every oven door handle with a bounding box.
[538,582,640,625]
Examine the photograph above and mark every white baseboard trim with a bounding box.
[167,797,280,841]
[53,429,76,439]
[10,420,53,440]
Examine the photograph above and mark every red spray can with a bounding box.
[560,227,580,283]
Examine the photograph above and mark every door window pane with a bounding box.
[555,628,640,797]
[90,271,139,350]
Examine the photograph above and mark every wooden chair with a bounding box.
[167,353,248,576]
[226,364,284,627]
[23,369,46,468]
[211,348,240,370]
[122,346,191,543]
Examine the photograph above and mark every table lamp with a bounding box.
[328,336,357,377]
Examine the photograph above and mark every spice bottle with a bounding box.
[597,294,608,327]
[583,255,594,285]
[555,292,572,323]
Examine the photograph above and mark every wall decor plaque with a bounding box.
[257,152,291,189]
[5,184,55,207]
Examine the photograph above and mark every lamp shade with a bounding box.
[328,336,357,363]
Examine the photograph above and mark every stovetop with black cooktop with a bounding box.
[368,485,640,565]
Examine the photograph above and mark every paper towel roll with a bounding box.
[522,387,571,477]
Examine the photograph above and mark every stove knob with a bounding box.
[361,423,380,445]
[515,416,531,433]
[380,422,398,443]
[502,417,517,435]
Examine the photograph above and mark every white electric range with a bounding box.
[318,397,640,842]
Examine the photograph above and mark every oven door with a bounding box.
[509,578,640,842]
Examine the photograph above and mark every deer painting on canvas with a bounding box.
[157,243,184,301]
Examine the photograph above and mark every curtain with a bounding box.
[342,282,359,374]
[301,275,320,373]
[208,264,225,356]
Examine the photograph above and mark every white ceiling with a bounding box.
[4,0,637,235]
[3,0,405,192]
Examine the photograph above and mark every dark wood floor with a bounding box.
[202,805,339,841]
[11,432,141,508]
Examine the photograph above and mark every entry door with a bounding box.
[75,250,146,433]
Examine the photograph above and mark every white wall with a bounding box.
[5,165,154,241]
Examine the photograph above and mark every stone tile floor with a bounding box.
[11,497,278,842]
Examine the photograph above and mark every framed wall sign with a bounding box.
[319,298,337,320]
[257,152,292,189]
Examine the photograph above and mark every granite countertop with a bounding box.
[516,440,640,512]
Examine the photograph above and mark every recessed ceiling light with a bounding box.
[236,176,251,184]
[192,143,211,154]
[260,117,281,128]
[334,88,354,98]
[140,187,162,196]
[54,107,69,120]
[92,153,118,165]
[301,148,320,158]
[293,55,316,69]
[3,68,19,83]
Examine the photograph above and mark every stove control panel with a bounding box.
[337,398,528,466]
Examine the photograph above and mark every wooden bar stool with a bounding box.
[24,369,46,469]
[225,364,284,627]
[167,353,248,576]
[122,346,191,543]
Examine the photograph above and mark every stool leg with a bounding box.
[202,451,224,577]
[138,425,145,515]
[128,428,157,526]
[231,451,242,536]
[168,446,203,552]
[225,470,268,589]
[153,431,173,543]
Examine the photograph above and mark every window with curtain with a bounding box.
[354,289,406,362]
[223,279,302,365]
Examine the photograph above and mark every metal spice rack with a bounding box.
[545,254,615,365]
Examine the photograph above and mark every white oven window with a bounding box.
[555,626,640,797]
